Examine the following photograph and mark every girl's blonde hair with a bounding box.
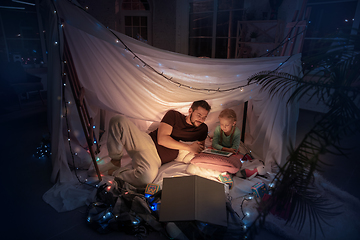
[218,108,237,147]
[218,108,237,122]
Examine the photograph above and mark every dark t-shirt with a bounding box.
[149,110,208,164]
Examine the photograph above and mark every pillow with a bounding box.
[186,163,222,181]
[174,149,195,163]
[190,152,242,174]
[173,141,195,163]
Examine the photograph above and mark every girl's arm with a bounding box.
[231,127,241,151]
[211,126,223,150]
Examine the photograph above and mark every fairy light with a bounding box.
[108,29,259,93]
[61,62,100,188]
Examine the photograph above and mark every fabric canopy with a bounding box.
[42,0,302,212]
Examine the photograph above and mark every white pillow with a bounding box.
[173,141,197,163]
[174,149,195,163]
[186,163,222,180]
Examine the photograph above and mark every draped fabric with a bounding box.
[42,0,302,212]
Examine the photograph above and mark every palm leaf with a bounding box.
[246,29,360,239]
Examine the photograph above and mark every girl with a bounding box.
[212,108,241,153]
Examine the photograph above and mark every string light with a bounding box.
[53,7,100,187]
[108,29,257,93]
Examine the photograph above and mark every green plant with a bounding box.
[246,29,360,238]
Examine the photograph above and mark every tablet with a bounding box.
[202,148,233,157]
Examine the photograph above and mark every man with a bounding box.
[102,100,211,187]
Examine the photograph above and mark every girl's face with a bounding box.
[219,117,236,134]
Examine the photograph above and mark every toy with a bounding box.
[145,183,160,197]
[251,182,268,198]
[236,165,266,180]
[218,172,234,189]
[241,153,253,162]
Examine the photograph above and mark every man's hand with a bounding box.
[188,141,205,154]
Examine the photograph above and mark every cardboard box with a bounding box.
[159,175,227,226]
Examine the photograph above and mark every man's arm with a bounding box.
[157,122,204,154]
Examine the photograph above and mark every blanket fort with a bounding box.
[41,0,302,212]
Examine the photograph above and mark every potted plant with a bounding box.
[246,29,360,238]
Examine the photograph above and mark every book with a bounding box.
[202,148,233,157]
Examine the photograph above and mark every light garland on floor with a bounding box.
[33,138,51,160]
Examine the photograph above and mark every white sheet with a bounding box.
[41,0,301,212]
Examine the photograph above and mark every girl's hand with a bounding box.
[221,147,236,153]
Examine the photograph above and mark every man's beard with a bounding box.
[190,113,200,127]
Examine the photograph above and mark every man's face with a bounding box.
[189,106,209,127]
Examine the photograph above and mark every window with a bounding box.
[0,7,45,64]
[124,16,148,42]
[122,0,150,10]
[120,0,151,43]
[189,0,244,58]
[302,0,358,58]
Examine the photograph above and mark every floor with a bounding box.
[1,93,359,240]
